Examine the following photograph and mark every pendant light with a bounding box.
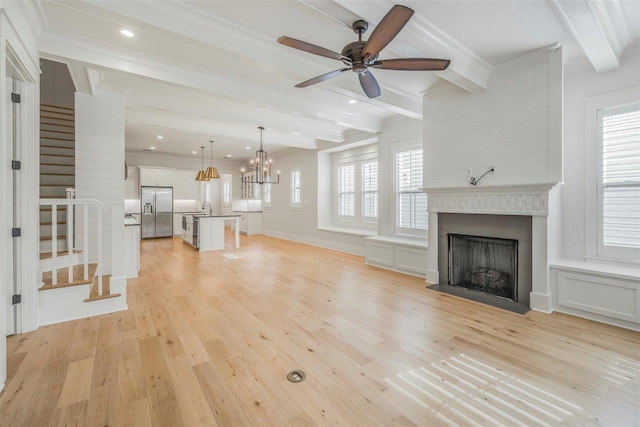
[242,126,280,185]
[205,140,220,179]
[195,146,209,181]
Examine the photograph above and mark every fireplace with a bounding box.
[448,234,518,302]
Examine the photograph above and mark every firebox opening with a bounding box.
[448,234,518,302]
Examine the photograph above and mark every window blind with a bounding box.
[395,148,427,230]
[338,164,355,216]
[362,160,378,218]
[291,169,301,205]
[601,107,640,248]
[264,182,271,205]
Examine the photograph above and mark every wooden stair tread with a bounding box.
[41,145,74,149]
[84,275,120,302]
[41,263,97,289]
[40,236,68,241]
[39,249,81,260]
[40,153,74,158]
[41,173,74,176]
[39,221,67,226]
[40,129,74,135]
[41,103,75,111]
[40,184,74,187]
[40,206,68,211]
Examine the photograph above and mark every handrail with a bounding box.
[39,198,109,210]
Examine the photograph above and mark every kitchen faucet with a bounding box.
[202,202,212,215]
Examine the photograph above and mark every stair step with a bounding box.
[42,172,74,176]
[41,114,74,122]
[41,121,74,129]
[40,153,74,158]
[41,184,74,187]
[41,144,74,150]
[84,275,121,302]
[40,206,68,211]
[41,103,74,111]
[39,221,67,226]
[39,249,81,260]
[41,263,97,289]
[40,236,67,241]
[40,136,75,142]
[41,128,74,135]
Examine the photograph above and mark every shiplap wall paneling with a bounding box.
[424,45,563,188]
[75,89,126,274]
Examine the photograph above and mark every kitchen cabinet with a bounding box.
[124,223,140,278]
[173,213,184,236]
[125,167,139,199]
[139,168,174,187]
[174,170,200,200]
[234,211,262,235]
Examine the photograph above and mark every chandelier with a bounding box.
[242,126,280,185]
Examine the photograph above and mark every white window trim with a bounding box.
[263,181,272,208]
[585,88,640,265]
[337,162,356,221]
[332,150,377,230]
[290,168,302,209]
[392,142,427,238]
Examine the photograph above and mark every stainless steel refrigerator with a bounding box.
[141,187,173,239]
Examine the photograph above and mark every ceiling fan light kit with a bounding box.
[277,5,450,99]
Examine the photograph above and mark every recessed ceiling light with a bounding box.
[157,135,163,140]
[246,146,251,150]
[192,150,197,154]
[227,154,232,158]
[150,146,156,150]
[348,99,357,104]
[120,29,135,38]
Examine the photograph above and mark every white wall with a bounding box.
[262,147,370,255]
[424,45,563,188]
[562,52,640,261]
[75,89,126,276]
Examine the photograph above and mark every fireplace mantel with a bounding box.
[421,183,561,216]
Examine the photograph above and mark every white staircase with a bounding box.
[38,199,126,325]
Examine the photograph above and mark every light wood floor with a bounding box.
[1,233,639,426]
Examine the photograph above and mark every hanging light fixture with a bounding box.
[242,126,280,185]
[205,140,220,179]
[195,146,209,181]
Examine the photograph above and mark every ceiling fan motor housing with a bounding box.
[342,41,377,72]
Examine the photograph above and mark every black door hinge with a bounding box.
[12,228,21,237]
[12,295,21,305]
[11,160,21,170]
[11,93,20,103]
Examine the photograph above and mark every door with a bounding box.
[141,187,156,238]
[155,187,173,237]
[6,78,21,336]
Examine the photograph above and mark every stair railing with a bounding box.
[38,198,110,294]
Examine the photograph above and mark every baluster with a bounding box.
[97,208,103,295]
[67,202,73,282]
[52,203,58,285]
[83,204,89,280]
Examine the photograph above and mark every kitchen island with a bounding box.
[193,214,241,251]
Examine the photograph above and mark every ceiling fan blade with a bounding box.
[278,36,351,63]
[362,5,414,62]
[358,71,381,98]
[295,68,351,88]
[371,58,451,71]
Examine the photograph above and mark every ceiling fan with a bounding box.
[277,5,450,99]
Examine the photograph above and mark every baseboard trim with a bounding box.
[530,291,553,314]
[365,260,426,278]
[554,306,640,332]
[262,229,365,257]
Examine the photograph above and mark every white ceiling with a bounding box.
[29,0,639,161]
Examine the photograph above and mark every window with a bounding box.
[394,147,427,235]
[291,168,301,207]
[331,147,377,228]
[338,164,355,217]
[362,160,378,219]
[598,103,640,256]
[223,182,231,205]
[263,181,271,206]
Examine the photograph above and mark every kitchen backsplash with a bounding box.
[174,199,199,212]
[124,199,140,214]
